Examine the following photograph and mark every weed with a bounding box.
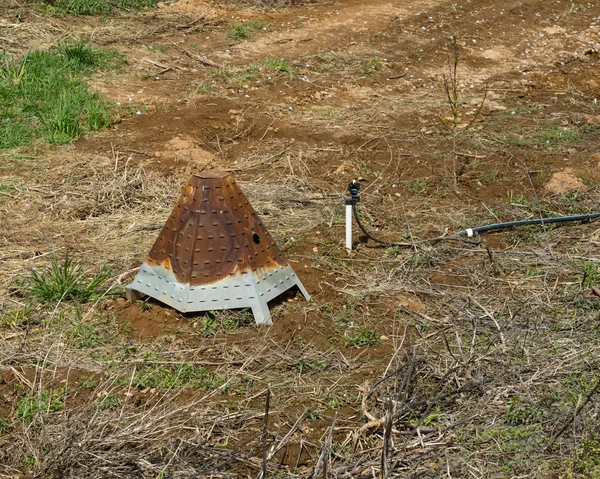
[230,21,269,40]
[421,406,441,426]
[298,359,327,374]
[480,169,499,185]
[1,304,33,329]
[361,58,384,77]
[559,372,600,407]
[439,37,486,185]
[265,58,295,75]
[536,124,582,151]
[96,392,123,410]
[199,310,254,336]
[309,409,324,420]
[0,418,10,434]
[16,388,66,425]
[506,397,543,425]
[19,251,115,307]
[408,178,427,194]
[581,261,599,289]
[139,298,153,311]
[473,424,542,453]
[146,45,167,54]
[189,83,214,95]
[344,328,380,348]
[77,375,98,388]
[560,434,600,478]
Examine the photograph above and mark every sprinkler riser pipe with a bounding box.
[345,203,352,251]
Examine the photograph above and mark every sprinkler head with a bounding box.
[348,179,360,200]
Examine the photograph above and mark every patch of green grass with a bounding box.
[0,42,117,149]
[208,66,250,85]
[361,58,384,77]
[536,124,582,151]
[344,328,380,348]
[265,58,295,75]
[490,123,585,152]
[16,388,65,425]
[472,424,542,453]
[207,58,295,88]
[230,21,270,40]
[43,0,158,16]
[19,251,115,307]
[131,364,226,391]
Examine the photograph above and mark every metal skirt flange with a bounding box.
[125,172,310,325]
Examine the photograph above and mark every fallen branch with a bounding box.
[183,50,218,68]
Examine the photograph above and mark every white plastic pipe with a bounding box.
[346,203,352,251]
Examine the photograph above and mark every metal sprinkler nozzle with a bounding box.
[348,179,360,204]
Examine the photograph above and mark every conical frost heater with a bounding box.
[125,172,310,325]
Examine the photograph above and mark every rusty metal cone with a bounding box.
[126,172,310,325]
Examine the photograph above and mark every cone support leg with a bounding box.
[251,300,272,326]
[295,280,310,301]
[125,286,144,303]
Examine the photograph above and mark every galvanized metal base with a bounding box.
[126,262,310,326]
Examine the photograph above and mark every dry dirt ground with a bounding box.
[2,0,600,477]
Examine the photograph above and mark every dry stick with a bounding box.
[387,72,408,80]
[471,297,506,352]
[381,399,393,479]
[524,163,554,258]
[547,376,600,449]
[183,49,218,67]
[264,408,308,466]
[260,118,277,141]
[176,15,207,29]
[261,387,271,479]
[311,411,338,479]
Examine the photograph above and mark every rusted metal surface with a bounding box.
[146,172,288,285]
[126,172,309,325]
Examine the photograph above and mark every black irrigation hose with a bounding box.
[352,203,481,247]
[454,213,600,236]
[352,203,600,248]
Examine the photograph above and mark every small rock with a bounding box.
[544,168,585,194]
[545,25,566,35]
